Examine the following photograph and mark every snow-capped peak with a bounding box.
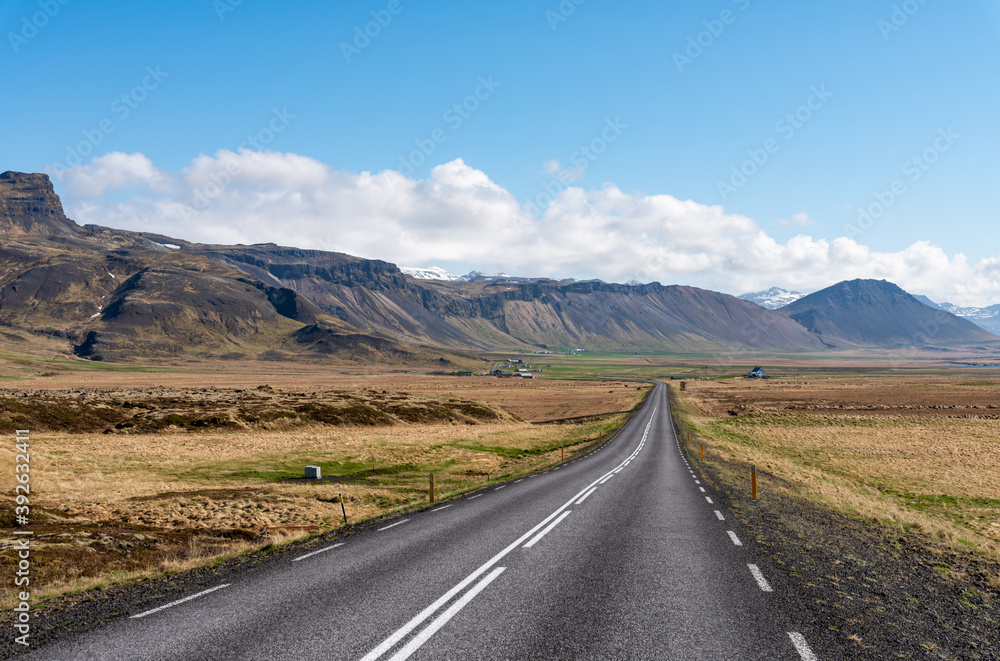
[738,287,807,309]
[401,266,462,281]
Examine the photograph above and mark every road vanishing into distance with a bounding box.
[29,384,819,660]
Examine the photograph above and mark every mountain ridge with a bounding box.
[2,172,997,362]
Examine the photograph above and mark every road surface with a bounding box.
[28,383,818,660]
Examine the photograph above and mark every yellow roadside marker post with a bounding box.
[340,493,348,524]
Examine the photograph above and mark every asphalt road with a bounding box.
[28,383,819,660]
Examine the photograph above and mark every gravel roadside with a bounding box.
[696,450,1000,660]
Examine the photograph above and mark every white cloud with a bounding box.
[47,151,1000,307]
[542,158,584,183]
[777,211,815,227]
[53,152,172,197]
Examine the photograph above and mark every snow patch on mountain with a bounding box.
[738,287,807,310]
[401,266,462,281]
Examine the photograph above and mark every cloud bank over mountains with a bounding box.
[50,150,1000,307]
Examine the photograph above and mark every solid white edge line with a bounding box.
[431,505,452,512]
[292,542,345,562]
[362,406,658,661]
[788,632,819,661]
[575,487,598,504]
[388,567,507,661]
[727,530,743,546]
[714,510,725,521]
[378,519,410,532]
[130,584,231,619]
[523,510,572,548]
[748,564,773,592]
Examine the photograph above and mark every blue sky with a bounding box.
[3,0,999,302]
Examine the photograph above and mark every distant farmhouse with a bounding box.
[747,366,766,378]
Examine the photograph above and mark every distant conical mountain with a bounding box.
[780,279,998,348]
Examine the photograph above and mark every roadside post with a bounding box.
[429,473,435,504]
[340,493,348,524]
[751,465,758,500]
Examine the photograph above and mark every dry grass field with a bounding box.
[676,375,1000,561]
[0,370,648,608]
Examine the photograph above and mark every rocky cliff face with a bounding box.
[0,171,80,236]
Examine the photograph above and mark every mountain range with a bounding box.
[1,171,998,363]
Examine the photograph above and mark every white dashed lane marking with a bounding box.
[292,543,345,562]
[131,584,231,619]
[788,632,819,661]
[748,564,773,592]
[378,520,410,532]
[727,531,743,547]
[714,510,725,521]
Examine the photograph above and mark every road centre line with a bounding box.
[361,408,658,661]
[714,510,725,521]
[388,567,507,661]
[598,474,615,485]
[292,543,345,562]
[788,632,819,661]
[727,531,743,546]
[131,584,231,619]
[378,520,410,532]
[575,487,598,504]
[523,511,572,548]
[747,564,773,592]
